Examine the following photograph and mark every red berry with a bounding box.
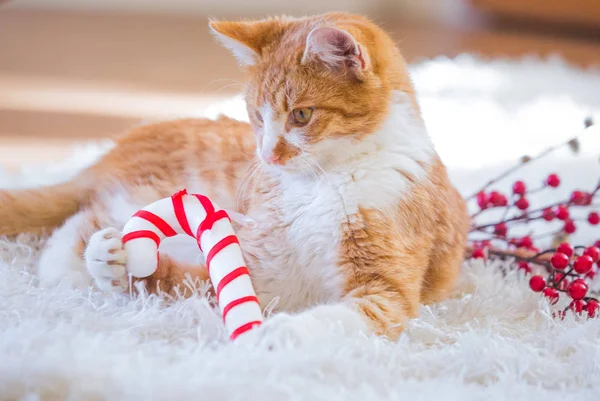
[509,238,520,247]
[564,220,577,234]
[551,252,570,270]
[574,255,594,274]
[570,299,586,314]
[568,280,588,300]
[546,174,560,188]
[472,248,485,259]
[557,242,574,257]
[473,240,491,249]
[595,240,600,249]
[515,197,529,210]
[489,191,508,207]
[512,181,526,195]
[517,261,531,274]
[583,246,600,262]
[586,300,599,318]
[555,205,570,221]
[518,236,533,248]
[542,208,555,221]
[582,193,593,206]
[543,287,559,305]
[586,270,597,280]
[570,190,586,205]
[494,222,507,236]
[588,212,600,225]
[476,191,489,210]
[529,275,546,292]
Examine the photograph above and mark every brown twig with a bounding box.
[465,126,594,201]
[467,245,554,268]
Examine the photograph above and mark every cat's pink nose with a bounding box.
[263,152,283,165]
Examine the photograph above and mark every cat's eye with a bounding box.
[291,107,314,126]
[255,111,263,123]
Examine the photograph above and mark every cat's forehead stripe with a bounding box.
[258,71,290,118]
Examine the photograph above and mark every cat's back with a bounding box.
[112,116,255,160]
[88,115,256,183]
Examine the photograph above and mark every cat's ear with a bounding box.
[301,27,370,78]
[209,19,277,67]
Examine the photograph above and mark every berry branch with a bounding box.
[465,117,600,319]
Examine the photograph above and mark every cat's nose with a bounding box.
[262,150,283,165]
[266,154,283,165]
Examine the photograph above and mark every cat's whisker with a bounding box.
[214,82,246,94]
[310,160,329,182]
[236,160,261,211]
[239,161,262,211]
[236,160,259,197]
[302,159,320,182]
[304,158,323,177]
[308,164,320,182]
[304,157,334,190]
[204,78,245,90]
[241,160,265,210]
[297,158,312,180]
[249,166,265,208]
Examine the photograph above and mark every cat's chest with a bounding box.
[239,177,352,311]
[238,164,414,311]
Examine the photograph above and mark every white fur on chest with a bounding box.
[246,178,347,312]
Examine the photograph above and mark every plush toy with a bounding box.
[121,189,263,341]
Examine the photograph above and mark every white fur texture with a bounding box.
[2,55,600,400]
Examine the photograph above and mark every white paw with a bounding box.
[38,212,91,290]
[236,304,370,350]
[85,227,128,293]
[235,312,303,350]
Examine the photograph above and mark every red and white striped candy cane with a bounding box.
[121,189,263,341]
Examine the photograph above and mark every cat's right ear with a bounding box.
[209,19,278,67]
[301,27,370,80]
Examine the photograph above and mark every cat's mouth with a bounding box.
[262,157,327,181]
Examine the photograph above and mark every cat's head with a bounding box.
[210,12,416,174]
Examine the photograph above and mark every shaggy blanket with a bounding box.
[1,55,600,401]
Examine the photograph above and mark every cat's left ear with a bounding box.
[209,19,278,67]
[301,27,370,79]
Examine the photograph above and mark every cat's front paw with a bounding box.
[235,312,304,350]
[85,227,128,293]
[236,304,370,350]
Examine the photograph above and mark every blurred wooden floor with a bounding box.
[2,8,600,168]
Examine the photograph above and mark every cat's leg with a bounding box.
[85,226,211,296]
[84,227,128,293]
[37,193,210,296]
[38,211,94,289]
[81,184,211,295]
[419,246,463,305]
[247,259,425,348]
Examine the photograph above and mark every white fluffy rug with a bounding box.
[2,55,600,401]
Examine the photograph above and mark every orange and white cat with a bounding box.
[0,12,469,341]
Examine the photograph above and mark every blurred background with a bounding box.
[1,0,600,170]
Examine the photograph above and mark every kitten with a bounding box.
[0,12,469,341]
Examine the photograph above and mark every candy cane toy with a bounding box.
[121,189,263,341]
